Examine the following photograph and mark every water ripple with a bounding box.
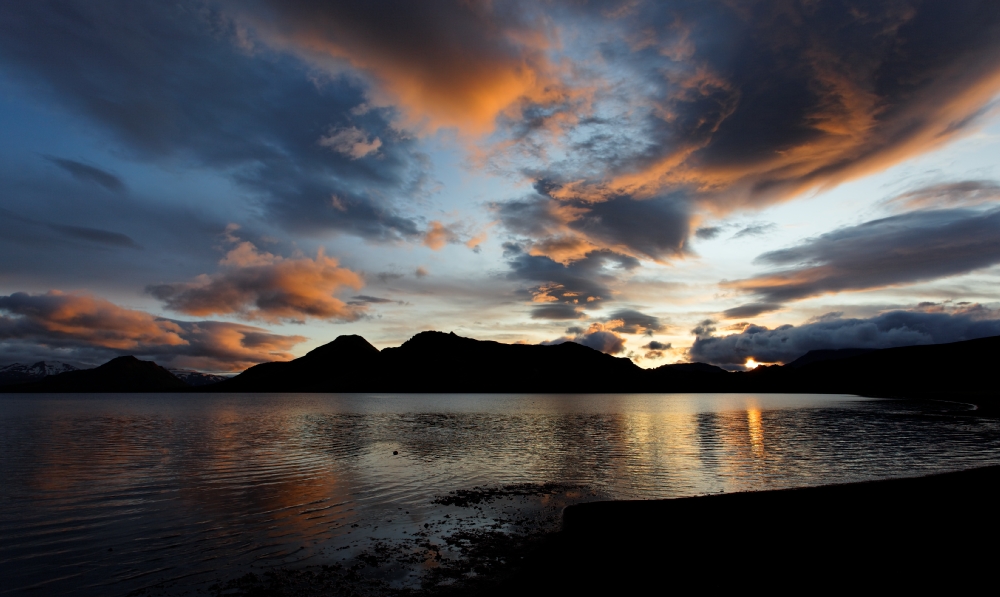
[1,393,998,595]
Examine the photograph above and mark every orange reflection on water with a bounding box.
[746,406,765,459]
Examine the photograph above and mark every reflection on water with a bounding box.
[1,393,997,595]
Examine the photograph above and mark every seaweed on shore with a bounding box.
[204,483,594,597]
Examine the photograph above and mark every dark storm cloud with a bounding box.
[642,341,670,351]
[44,156,125,192]
[0,291,306,371]
[689,307,1000,367]
[0,1,428,241]
[723,207,1000,315]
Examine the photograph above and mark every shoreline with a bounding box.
[506,465,1000,594]
[205,464,1000,596]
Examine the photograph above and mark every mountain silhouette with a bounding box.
[751,336,998,400]
[209,334,380,392]
[209,331,640,393]
[3,333,997,404]
[0,356,188,393]
[783,348,878,369]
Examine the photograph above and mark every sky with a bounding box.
[3,0,1000,372]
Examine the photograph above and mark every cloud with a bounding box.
[423,221,459,250]
[642,340,670,351]
[695,226,722,240]
[639,338,671,360]
[0,207,143,251]
[505,246,639,319]
[415,266,429,278]
[318,126,382,159]
[530,303,583,320]
[541,322,626,354]
[228,0,569,135]
[721,302,783,319]
[348,295,398,305]
[148,236,364,323]
[0,2,429,242]
[723,206,1000,315]
[887,180,1000,211]
[0,291,305,371]
[689,305,1000,367]
[44,156,125,192]
[47,224,142,249]
[731,223,776,239]
[497,188,691,263]
[603,309,665,335]
[491,1,1000,267]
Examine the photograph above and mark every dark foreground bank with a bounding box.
[207,465,1000,596]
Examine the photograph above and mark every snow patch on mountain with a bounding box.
[167,370,231,387]
[0,361,80,386]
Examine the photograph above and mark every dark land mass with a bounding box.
[1,355,188,393]
[3,332,999,411]
[208,331,1000,410]
[208,466,1000,595]
[208,332,639,393]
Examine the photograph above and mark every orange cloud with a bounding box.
[0,291,306,371]
[423,221,458,250]
[0,291,185,350]
[235,1,570,136]
[149,237,365,323]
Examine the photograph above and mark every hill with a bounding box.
[3,333,998,406]
[0,356,188,393]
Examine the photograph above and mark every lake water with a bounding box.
[2,393,999,595]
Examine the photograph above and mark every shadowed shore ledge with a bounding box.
[213,465,1000,596]
[486,465,1000,594]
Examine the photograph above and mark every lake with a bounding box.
[2,393,998,595]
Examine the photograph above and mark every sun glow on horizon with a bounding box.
[745,358,759,370]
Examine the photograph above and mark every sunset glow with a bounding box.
[2,2,1000,371]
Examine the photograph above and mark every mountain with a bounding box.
[377,331,641,392]
[2,333,997,405]
[783,348,877,369]
[756,336,999,400]
[0,356,188,393]
[168,370,231,386]
[209,331,641,393]
[208,334,381,392]
[0,361,79,386]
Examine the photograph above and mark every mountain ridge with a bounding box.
[0,361,79,386]
[2,333,997,407]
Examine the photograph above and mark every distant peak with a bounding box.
[303,334,379,359]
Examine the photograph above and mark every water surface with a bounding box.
[2,393,997,595]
